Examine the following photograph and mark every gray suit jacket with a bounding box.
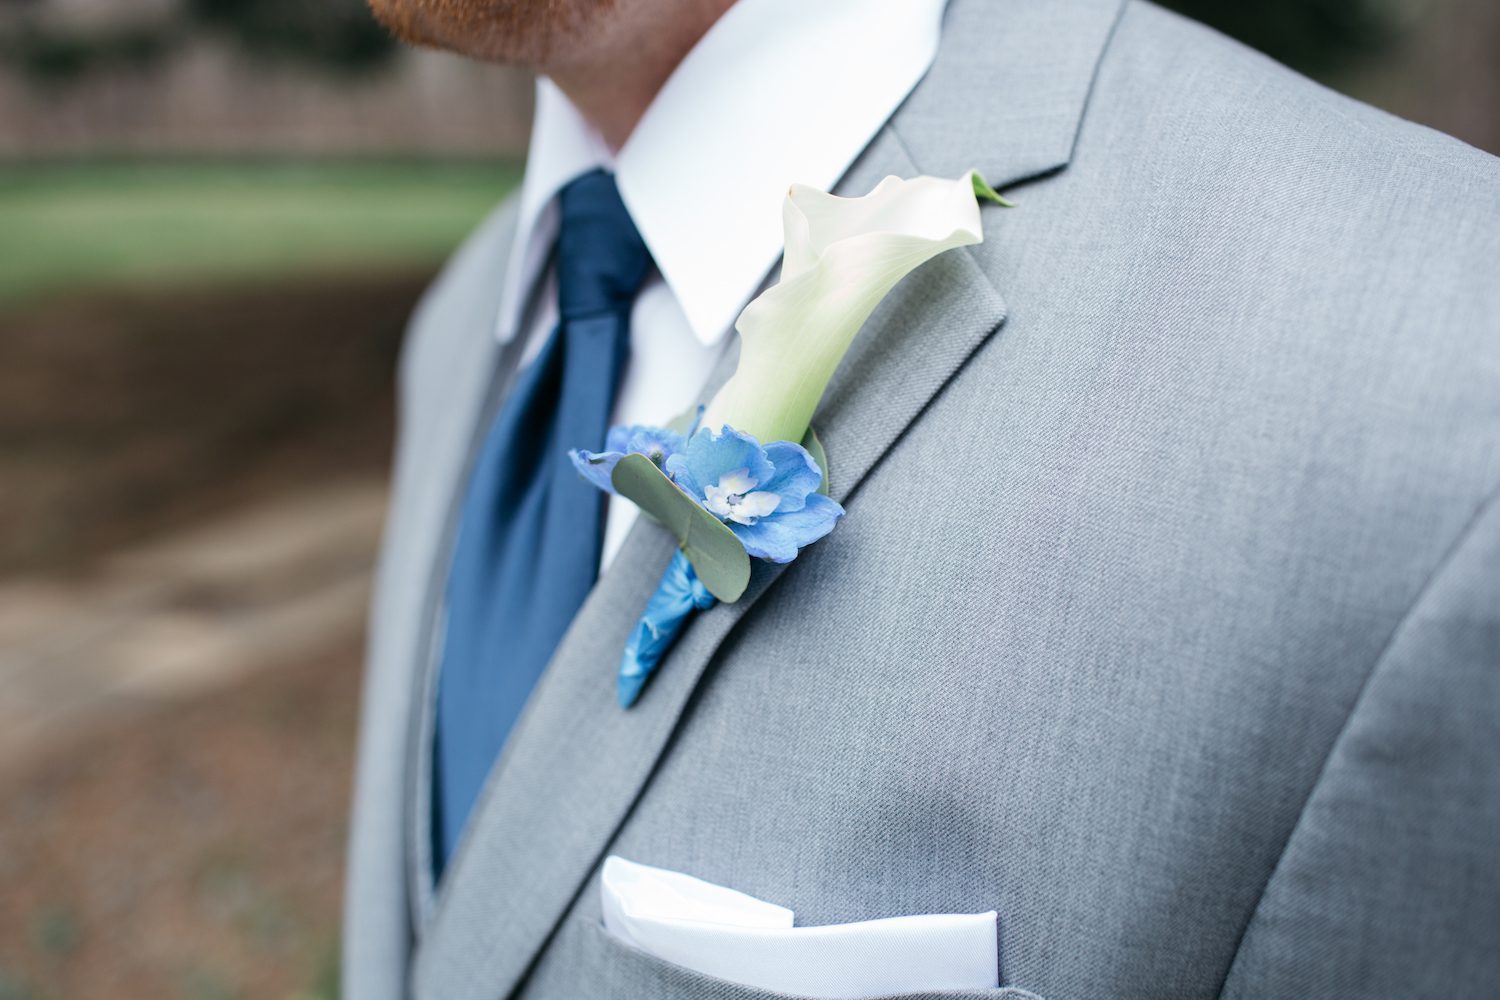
[342,0,1500,997]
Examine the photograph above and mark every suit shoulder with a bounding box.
[982,1,1500,480]
[1108,1,1500,197]
[1083,1,1500,319]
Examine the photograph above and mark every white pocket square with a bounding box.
[600,856,999,999]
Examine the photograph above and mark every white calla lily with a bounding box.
[703,171,993,446]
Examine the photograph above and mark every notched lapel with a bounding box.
[895,0,1127,187]
[817,135,1008,504]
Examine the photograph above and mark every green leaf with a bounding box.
[801,427,830,497]
[612,454,751,603]
[971,172,1016,208]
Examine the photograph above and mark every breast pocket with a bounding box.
[585,919,1043,1000]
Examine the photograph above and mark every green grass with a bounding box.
[0,159,522,306]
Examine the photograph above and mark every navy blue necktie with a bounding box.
[433,170,650,873]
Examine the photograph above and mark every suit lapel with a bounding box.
[404,317,535,925]
[412,1,1124,995]
[343,203,526,995]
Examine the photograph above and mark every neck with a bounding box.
[546,0,736,151]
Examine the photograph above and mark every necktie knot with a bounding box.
[556,169,651,320]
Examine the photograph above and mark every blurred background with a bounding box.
[0,0,1495,997]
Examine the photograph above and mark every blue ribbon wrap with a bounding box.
[617,550,718,707]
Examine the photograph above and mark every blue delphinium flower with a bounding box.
[571,421,844,705]
[665,426,844,563]
[569,423,686,494]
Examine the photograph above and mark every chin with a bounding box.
[365,0,616,68]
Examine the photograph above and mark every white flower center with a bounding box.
[703,468,781,525]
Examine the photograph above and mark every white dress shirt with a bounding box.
[497,0,951,570]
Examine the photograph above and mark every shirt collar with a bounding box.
[496,0,950,347]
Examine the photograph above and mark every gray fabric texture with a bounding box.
[342,0,1500,997]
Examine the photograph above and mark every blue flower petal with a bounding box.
[572,423,688,498]
[603,424,633,454]
[616,425,686,467]
[665,426,774,503]
[729,492,844,563]
[569,448,625,494]
[592,425,684,468]
[759,441,823,514]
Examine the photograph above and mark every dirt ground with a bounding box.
[0,272,426,999]
[0,638,362,1000]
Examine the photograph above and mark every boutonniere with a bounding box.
[571,172,1010,705]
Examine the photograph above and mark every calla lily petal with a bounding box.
[704,171,989,445]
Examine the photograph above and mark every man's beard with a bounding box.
[366,0,618,67]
